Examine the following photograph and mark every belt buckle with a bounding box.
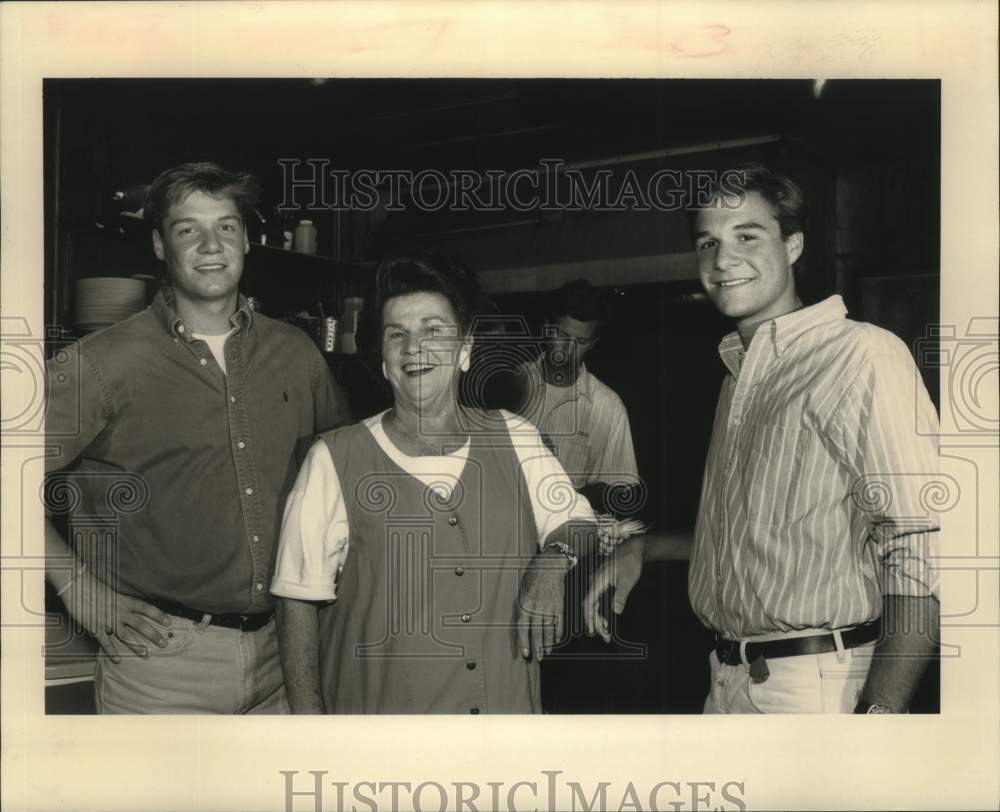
[239,613,252,630]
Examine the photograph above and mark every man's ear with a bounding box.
[242,225,250,255]
[785,231,804,266]
[152,229,165,261]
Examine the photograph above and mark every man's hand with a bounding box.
[61,569,172,662]
[584,537,645,643]
[516,551,572,661]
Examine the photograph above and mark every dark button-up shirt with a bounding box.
[45,288,351,614]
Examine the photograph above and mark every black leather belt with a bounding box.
[147,597,273,632]
[715,619,882,666]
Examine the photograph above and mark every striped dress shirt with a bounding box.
[689,296,940,638]
[516,360,640,490]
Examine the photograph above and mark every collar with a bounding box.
[152,286,254,341]
[718,295,847,376]
[534,356,594,402]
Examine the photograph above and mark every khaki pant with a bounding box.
[95,614,289,714]
[703,631,875,714]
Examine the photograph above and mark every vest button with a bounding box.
[448,515,458,526]
[466,660,476,670]
[469,707,480,714]
[454,566,465,576]
[460,613,471,623]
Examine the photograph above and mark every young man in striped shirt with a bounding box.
[586,164,940,714]
[515,279,640,505]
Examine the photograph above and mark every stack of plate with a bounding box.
[74,277,148,332]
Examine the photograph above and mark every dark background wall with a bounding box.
[44,78,941,713]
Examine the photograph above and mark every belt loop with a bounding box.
[832,628,847,663]
[739,640,750,668]
[196,613,213,633]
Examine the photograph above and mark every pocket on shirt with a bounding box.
[742,421,809,525]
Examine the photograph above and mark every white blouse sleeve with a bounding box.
[270,439,351,601]
[501,410,595,547]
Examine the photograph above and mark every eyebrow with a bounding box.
[168,214,242,229]
[694,221,768,240]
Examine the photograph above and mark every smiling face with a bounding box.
[381,291,472,414]
[693,190,803,335]
[152,190,249,308]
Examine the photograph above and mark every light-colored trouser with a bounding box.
[703,627,876,714]
[95,614,289,714]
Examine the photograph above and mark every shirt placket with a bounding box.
[444,506,487,714]
[173,323,268,611]
[717,343,761,635]
[224,331,270,611]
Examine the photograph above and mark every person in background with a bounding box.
[516,279,640,511]
[508,279,644,712]
[272,253,597,713]
[586,163,940,714]
[44,161,352,713]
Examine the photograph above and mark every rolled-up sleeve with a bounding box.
[271,439,351,601]
[834,341,940,599]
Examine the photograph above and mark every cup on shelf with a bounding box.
[293,220,317,254]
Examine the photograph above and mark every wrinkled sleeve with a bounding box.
[271,439,351,601]
[592,396,641,487]
[832,342,940,599]
[503,410,595,547]
[310,345,353,434]
[45,341,112,475]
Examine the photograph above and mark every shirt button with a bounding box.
[448,515,458,526]
[199,358,208,366]
[252,535,260,543]
[245,487,253,496]
[255,582,264,591]
[454,566,465,576]
[238,441,246,449]
[466,660,477,670]
[469,707,480,714]
[230,395,237,403]
[460,613,471,623]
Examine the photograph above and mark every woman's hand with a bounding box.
[584,537,646,643]
[516,551,573,661]
[61,570,172,662]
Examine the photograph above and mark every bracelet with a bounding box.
[542,541,579,570]
[55,563,87,598]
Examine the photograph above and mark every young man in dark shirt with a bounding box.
[45,162,352,713]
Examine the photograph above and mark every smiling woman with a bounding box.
[270,252,599,714]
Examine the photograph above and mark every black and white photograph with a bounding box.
[2,3,997,811]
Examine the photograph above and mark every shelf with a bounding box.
[250,242,340,262]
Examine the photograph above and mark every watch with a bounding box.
[854,700,894,714]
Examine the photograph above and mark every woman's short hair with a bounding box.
[374,252,494,337]
[143,162,260,233]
